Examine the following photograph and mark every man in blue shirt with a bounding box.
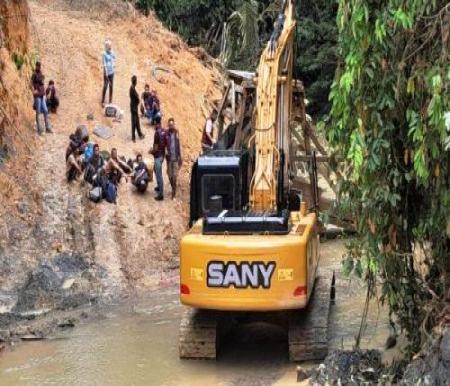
[102,40,115,106]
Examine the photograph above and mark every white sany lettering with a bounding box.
[259,263,276,288]
[207,261,276,289]
[241,263,259,288]
[223,264,241,288]
[207,262,224,287]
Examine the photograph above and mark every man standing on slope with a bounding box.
[31,61,52,135]
[150,117,166,201]
[165,118,182,199]
[129,75,145,142]
[101,39,115,107]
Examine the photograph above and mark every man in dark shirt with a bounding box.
[31,61,51,135]
[45,80,59,114]
[132,153,150,193]
[165,118,182,199]
[84,144,104,185]
[150,117,166,201]
[129,75,144,142]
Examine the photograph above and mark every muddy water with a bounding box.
[0,240,391,386]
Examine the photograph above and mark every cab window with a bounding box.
[201,174,235,213]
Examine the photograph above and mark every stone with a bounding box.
[0,329,10,342]
[21,334,44,341]
[14,325,29,336]
[62,278,75,290]
[57,317,77,328]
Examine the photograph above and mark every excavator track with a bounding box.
[179,308,219,359]
[179,274,332,361]
[288,275,332,361]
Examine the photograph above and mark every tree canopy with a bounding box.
[329,0,450,352]
[135,0,337,118]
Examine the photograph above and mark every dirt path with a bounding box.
[27,0,220,295]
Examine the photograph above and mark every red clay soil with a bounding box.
[0,0,222,298]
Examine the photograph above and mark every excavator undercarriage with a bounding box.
[179,275,332,361]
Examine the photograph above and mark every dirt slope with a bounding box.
[0,0,221,318]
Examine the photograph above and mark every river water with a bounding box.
[0,240,391,386]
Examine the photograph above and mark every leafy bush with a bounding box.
[12,51,25,71]
[329,0,450,353]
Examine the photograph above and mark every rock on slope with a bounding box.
[0,0,221,331]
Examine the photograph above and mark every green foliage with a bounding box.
[221,0,260,69]
[296,0,338,117]
[135,0,236,50]
[329,0,450,353]
[12,51,25,71]
[133,0,337,118]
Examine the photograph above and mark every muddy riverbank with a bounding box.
[0,240,395,386]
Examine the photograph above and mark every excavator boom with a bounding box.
[250,0,296,211]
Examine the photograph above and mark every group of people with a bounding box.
[31,38,186,205]
[64,118,181,203]
[65,125,153,204]
[101,40,182,201]
[31,61,59,135]
[129,80,162,142]
[150,117,182,200]
[129,76,163,142]
[101,40,162,143]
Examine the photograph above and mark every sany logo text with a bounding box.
[207,261,276,289]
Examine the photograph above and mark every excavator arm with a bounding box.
[250,0,296,212]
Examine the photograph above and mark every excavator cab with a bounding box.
[188,150,250,227]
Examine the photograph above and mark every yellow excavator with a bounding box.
[179,0,331,361]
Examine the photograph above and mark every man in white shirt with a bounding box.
[201,110,218,152]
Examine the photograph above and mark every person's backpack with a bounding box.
[84,143,94,162]
[95,171,109,191]
[105,181,117,204]
[105,105,123,120]
[134,171,149,194]
[88,187,102,203]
